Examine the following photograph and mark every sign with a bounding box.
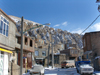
[25,58,27,63]
[23,57,27,59]
[0,48,12,54]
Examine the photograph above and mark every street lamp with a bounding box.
[20,16,50,75]
[23,23,51,34]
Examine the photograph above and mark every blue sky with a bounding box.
[0,0,100,34]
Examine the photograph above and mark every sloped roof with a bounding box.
[0,8,16,24]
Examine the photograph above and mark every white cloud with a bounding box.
[53,24,60,27]
[71,28,84,34]
[62,21,67,26]
[90,23,100,31]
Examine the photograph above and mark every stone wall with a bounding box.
[8,62,25,75]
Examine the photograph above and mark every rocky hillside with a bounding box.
[9,15,83,51]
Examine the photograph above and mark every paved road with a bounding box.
[23,68,99,75]
[23,68,80,75]
[44,68,80,75]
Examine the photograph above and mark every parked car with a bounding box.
[76,61,94,75]
[61,60,75,68]
[30,64,44,75]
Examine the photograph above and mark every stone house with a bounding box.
[15,34,35,69]
[60,48,79,61]
[82,31,100,71]
[0,9,16,75]
[51,44,82,67]
[0,9,35,75]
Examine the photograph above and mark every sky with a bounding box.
[0,0,100,34]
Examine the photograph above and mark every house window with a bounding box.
[3,23,6,35]
[42,51,46,56]
[71,50,73,54]
[0,21,3,33]
[6,25,9,36]
[75,51,77,54]
[30,40,32,47]
[54,56,59,64]
[25,37,28,45]
[42,40,43,44]
[61,44,64,50]
[35,51,39,56]
[0,16,9,36]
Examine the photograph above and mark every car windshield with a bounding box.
[80,63,90,66]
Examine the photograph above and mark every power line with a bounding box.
[80,14,100,35]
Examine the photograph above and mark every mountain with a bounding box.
[9,15,83,52]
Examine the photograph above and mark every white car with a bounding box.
[79,64,94,75]
[30,64,44,75]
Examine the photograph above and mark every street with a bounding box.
[44,67,80,75]
[23,68,80,75]
[23,67,100,75]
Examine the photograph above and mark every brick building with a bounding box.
[83,31,100,70]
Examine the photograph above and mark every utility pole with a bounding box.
[51,34,54,68]
[52,43,54,68]
[20,16,24,75]
[47,43,50,67]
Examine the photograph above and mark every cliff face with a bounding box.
[9,15,83,51]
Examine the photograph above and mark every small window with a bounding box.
[25,37,28,45]
[35,51,39,56]
[30,40,32,47]
[42,51,46,56]
[4,18,7,23]
[75,51,77,53]
[7,21,9,24]
[71,50,73,54]
[1,16,3,20]
[6,25,9,36]
[0,21,3,33]
[3,23,6,35]
[0,16,9,37]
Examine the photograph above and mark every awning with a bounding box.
[0,48,13,53]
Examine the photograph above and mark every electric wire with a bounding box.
[80,14,100,35]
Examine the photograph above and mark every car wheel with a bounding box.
[77,69,79,73]
[30,73,32,75]
[90,73,93,75]
[42,73,44,75]
[66,67,68,68]
[40,72,44,75]
[72,65,74,67]
[62,67,64,68]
